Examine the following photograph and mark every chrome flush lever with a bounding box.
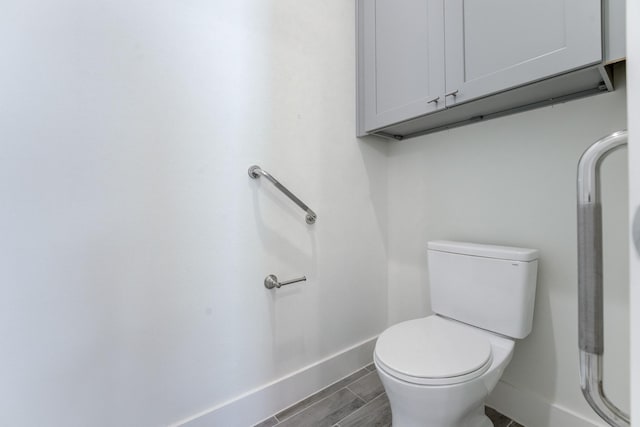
[264,274,307,289]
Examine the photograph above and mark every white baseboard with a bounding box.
[170,336,377,427]
[486,380,608,427]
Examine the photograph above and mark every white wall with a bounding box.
[0,1,388,426]
[387,66,629,426]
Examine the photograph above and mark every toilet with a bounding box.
[374,241,539,427]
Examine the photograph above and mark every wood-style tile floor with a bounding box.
[253,364,525,427]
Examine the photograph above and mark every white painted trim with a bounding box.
[170,336,377,427]
[486,381,607,427]
[627,0,640,424]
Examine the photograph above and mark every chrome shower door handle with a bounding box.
[576,130,630,427]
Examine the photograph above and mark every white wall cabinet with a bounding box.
[357,0,623,140]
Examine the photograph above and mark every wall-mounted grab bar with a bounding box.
[576,130,629,427]
[248,165,317,224]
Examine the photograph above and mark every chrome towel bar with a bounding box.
[576,130,629,427]
[248,165,317,224]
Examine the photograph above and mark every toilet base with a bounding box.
[377,362,498,427]
[481,415,494,427]
[390,401,493,427]
[459,405,494,427]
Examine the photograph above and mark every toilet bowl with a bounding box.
[376,241,539,427]
[374,315,514,427]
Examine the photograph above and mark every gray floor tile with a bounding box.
[485,406,513,427]
[258,364,520,427]
[275,369,369,421]
[276,388,366,427]
[252,416,278,427]
[337,393,391,427]
[347,371,385,402]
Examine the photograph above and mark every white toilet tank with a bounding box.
[427,241,539,339]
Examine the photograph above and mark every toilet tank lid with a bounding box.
[427,241,539,262]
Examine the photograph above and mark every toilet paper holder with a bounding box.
[264,274,307,289]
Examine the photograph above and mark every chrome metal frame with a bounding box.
[576,130,629,427]
[248,165,317,224]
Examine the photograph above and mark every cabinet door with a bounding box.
[359,0,445,132]
[444,0,602,107]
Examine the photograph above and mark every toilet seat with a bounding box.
[374,316,493,386]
